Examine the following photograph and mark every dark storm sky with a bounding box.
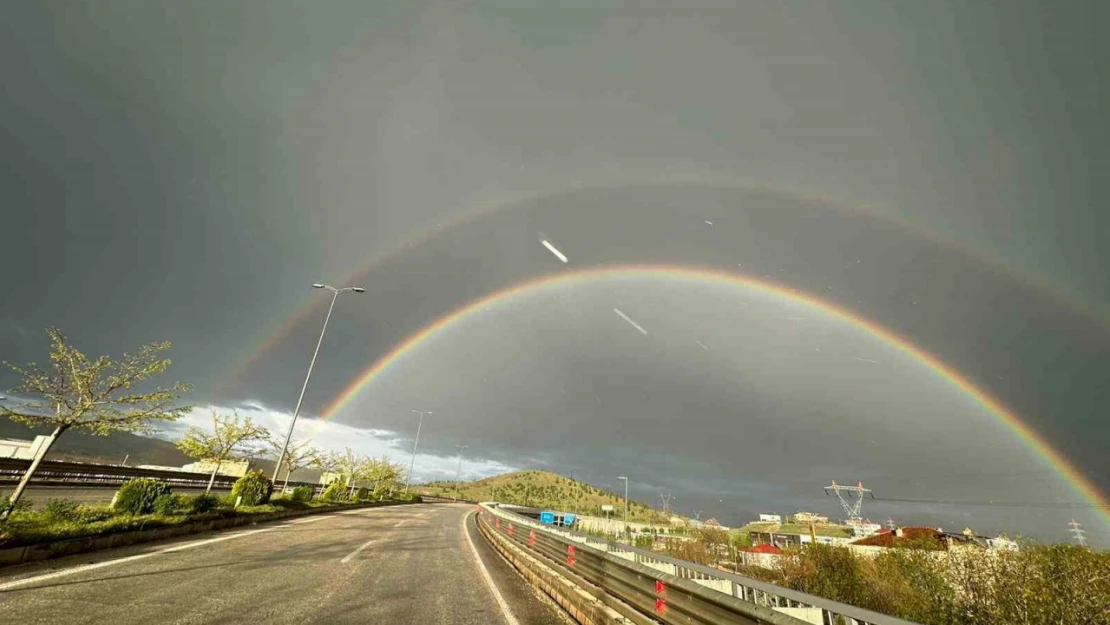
[2,1,1107,543]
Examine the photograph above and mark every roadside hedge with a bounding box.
[231,470,273,506]
[114,478,172,515]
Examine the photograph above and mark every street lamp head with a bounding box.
[351,287,366,293]
[618,476,628,480]
[312,283,325,289]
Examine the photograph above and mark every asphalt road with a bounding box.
[0,503,567,625]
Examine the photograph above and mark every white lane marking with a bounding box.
[0,552,158,591]
[540,239,568,263]
[339,518,409,564]
[287,514,336,525]
[0,527,276,591]
[340,539,377,564]
[462,512,521,625]
[612,308,648,335]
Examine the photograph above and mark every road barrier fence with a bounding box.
[477,502,919,625]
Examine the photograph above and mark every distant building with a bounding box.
[703,518,728,529]
[791,511,829,525]
[738,520,855,549]
[851,526,989,550]
[137,464,193,473]
[845,518,883,537]
[758,513,782,523]
[181,459,252,478]
[737,542,783,567]
[0,436,50,460]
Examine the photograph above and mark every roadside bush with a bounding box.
[114,478,172,515]
[231,470,273,506]
[321,481,348,502]
[189,493,220,514]
[352,487,369,501]
[269,498,307,510]
[3,497,35,514]
[290,486,313,503]
[73,504,115,524]
[44,499,81,522]
[152,493,190,516]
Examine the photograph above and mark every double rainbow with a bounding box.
[314,264,1109,525]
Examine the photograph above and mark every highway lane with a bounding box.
[0,503,566,625]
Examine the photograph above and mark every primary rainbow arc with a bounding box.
[313,264,1110,526]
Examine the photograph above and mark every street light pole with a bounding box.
[272,283,365,482]
[454,445,468,500]
[404,409,431,494]
[618,476,629,522]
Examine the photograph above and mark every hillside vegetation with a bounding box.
[0,419,191,466]
[416,470,672,523]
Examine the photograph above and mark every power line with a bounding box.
[874,496,1110,509]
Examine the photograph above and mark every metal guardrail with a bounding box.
[0,458,321,493]
[478,503,919,625]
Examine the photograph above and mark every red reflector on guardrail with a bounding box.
[529,530,536,547]
[654,580,668,614]
[508,523,515,536]
[495,518,501,529]
[566,544,577,567]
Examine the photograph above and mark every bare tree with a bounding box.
[266,437,318,493]
[175,411,269,493]
[1,328,190,521]
[312,450,343,484]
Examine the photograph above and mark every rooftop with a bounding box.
[737,521,855,539]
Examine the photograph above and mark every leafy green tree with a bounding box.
[1,328,190,521]
[175,411,269,493]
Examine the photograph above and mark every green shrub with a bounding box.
[45,499,82,522]
[73,505,115,524]
[231,470,273,506]
[352,487,369,501]
[269,498,307,510]
[114,478,172,515]
[152,493,189,516]
[321,481,348,502]
[3,498,34,515]
[290,486,313,502]
[189,493,220,514]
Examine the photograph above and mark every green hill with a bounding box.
[0,418,191,466]
[415,470,674,524]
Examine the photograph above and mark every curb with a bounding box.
[0,500,417,568]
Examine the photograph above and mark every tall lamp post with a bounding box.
[404,409,431,494]
[618,476,630,523]
[272,283,364,482]
[454,445,469,500]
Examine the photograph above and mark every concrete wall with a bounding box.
[181,459,251,477]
